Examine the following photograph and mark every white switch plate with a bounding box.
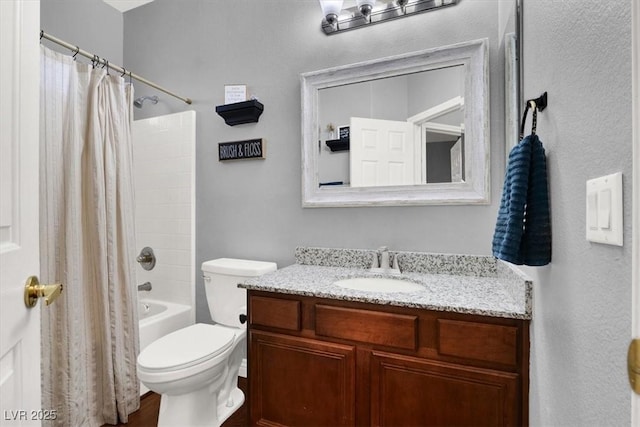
[586,172,623,246]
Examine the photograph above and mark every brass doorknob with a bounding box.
[24,276,63,308]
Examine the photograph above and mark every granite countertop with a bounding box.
[240,247,532,320]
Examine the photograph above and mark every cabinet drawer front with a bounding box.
[250,296,301,331]
[316,304,417,350]
[437,319,518,366]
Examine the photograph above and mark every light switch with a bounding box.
[597,189,611,229]
[587,192,598,229]
[585,172,623,246]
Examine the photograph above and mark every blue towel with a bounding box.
[492,134,551,266]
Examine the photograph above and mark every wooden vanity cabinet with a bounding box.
[248,290,529,427]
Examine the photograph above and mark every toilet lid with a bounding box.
[138,323,236,372]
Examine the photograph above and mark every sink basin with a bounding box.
[334,277,423,293]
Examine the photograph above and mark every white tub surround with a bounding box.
[240,247,532,320]
[132,111,196,316]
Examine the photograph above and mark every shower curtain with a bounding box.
[39,46,140,426]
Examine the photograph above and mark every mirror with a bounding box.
[301,38,489,207]
[318,65,465,186]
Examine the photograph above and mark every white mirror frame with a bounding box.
[301,38,489,207]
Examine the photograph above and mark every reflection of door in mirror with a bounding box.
[317,65,464,188]
[350,117,416,187]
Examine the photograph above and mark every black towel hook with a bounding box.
[530,92,548,112]
[519,92,548,139]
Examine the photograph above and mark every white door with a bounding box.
[350,117,416,187]
[0,1,42,425]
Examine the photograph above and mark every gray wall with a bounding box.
[123,0,507,322]
[41,0,123,65]
[40,0,634,424]
[520,0,632,425]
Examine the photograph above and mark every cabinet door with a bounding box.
[250,330,356,427]
[370,351,520,427]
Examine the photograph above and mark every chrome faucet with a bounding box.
[379,246,391,269]
[370,246,401,274]
[137,282,152,292]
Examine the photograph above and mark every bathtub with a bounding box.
[138,298,193,394]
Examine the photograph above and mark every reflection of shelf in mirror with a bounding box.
[319,181,349,187]
[326,138,349,152]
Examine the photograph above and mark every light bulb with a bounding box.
[356,0,377,19]
[319,0,344,25]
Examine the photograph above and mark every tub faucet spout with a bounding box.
[138,282,152,292]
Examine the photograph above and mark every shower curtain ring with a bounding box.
[120,67,126,77]
[72,46,80,60]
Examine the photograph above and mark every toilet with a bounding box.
[137,258,277,427]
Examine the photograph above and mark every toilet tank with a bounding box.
[201,258,277,328]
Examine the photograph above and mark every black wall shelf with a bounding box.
[326,138,350,152]
[215,99,264,126]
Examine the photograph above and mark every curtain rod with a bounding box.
[40,30,192,105]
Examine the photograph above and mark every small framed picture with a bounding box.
[339,126,350,140]
[224,85,247,104]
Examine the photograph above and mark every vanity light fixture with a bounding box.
[356,0,376,21]
[319,0,458,35]
[319,0,344,28]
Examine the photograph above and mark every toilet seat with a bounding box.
[138,323,236,373]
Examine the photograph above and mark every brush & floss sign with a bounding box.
[218,138,265,161]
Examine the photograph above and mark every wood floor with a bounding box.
[108,377,248,427]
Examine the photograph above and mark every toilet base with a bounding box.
[216,387,245,425]
[157,386,245,427]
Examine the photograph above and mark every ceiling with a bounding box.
[102,0,155,13]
